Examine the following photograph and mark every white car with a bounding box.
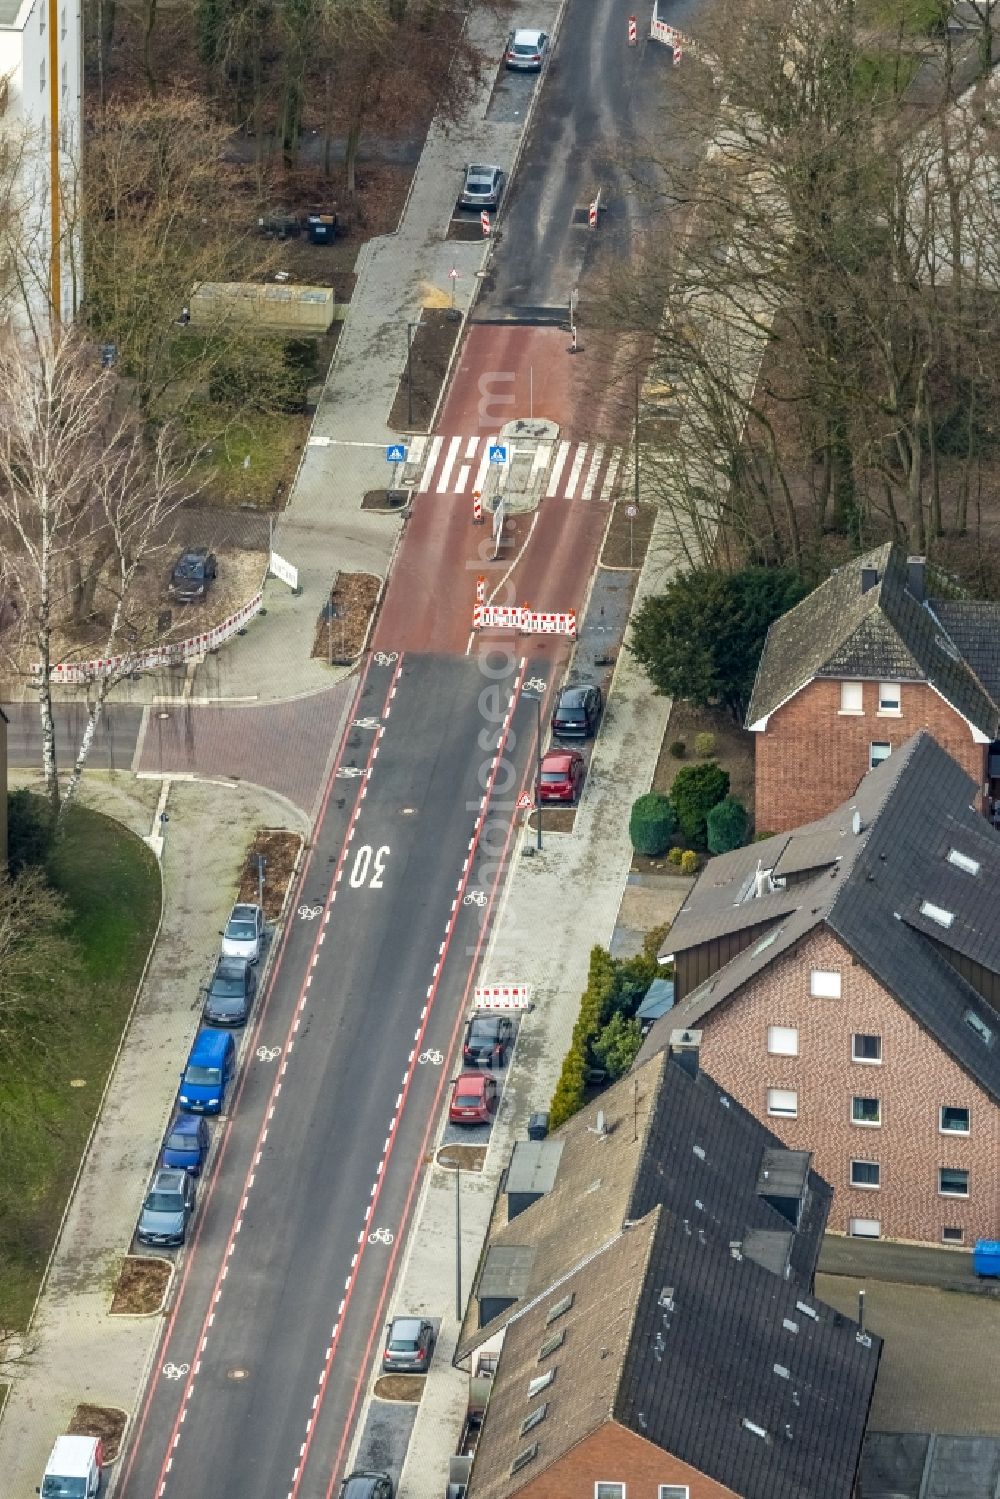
[506,27,549,70]
[41,1434,103,1498]
[221,902,264,964]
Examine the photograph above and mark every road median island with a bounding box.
[311,572,382,664]
[388,308,464,432]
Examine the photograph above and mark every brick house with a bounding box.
[458,1044,879,1499]
[642,731,1000,1247]
[747,542,1000,833]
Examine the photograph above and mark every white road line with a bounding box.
[582,444,605,501]
[531,443,552,481]
[436,435,462,493]
[564,443,588,499]
[600,447,623,502]
[473,438,493,494]
[464,435,479,459]
[408,435,427,467]
[546,440,571,497]
[417,435,443,492]
[455,464,470,492]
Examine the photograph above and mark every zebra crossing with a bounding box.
[404,434,624,502]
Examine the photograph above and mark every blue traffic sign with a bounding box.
[386,443,407,463]
[489,444,508,464]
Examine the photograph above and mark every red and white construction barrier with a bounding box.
[473,489,483,523]
[629,13,637,43]
[481,211,491,237]
[472,602,576,639]
[589,186,601,229]
[476,575,486,604]
[474,984,532,1011]
[35,592,265,685]
[673,43,682,64]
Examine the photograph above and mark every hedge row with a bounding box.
[549,946,618,1129]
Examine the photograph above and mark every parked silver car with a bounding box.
[221,901,264,963]
[137,1168,196,1247]
[505,27,549,69]
[459,164,505,211]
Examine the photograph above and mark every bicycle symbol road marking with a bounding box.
[524,676,547,693]
[256,1046,281,1062]
[373,651,398,666]
[418,1049,443,1066]
[336,766,365,779]
[463,890,487,907]
[352,717,381,730]
[298,903,323,920]
[368,1227,394,1245]
[163,1362,190,1380]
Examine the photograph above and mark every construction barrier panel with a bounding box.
[474,984,532,1010]
[472,604,576,639]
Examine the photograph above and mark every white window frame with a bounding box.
[39,59,46,91]
[850,1159,880,1190]
[810,969,842,999]
[869,741,892,769]
[939,1166,969,1198]
[852,1095,881,1127]
[767,1025,798,1057]
[878,681,901,715]
[767,1087,798,1118]
[940,1105,970,1135]
[658,1488,690,1499]
[839,680,863,714]
[849,1217,881,1238]
[942,1225,964,1244]
[595,1485,626,1499]
[852,1033,882,1064]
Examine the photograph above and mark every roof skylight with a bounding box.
[947,848,980,876]
[920,899,955,928]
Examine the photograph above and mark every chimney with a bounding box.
[860,565,879,595]
[907,554,926,602]
[668,1028,702,1078]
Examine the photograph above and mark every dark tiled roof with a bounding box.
[465,1059,877,1499]
[746,544,1000,736]
[644,733,1000,1104]
[931,599,1000,704]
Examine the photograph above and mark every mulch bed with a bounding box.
[361,488,410,513]
[447,217,490,242]
[388,308,463,432]
[373,1373,426,1402]
[602,500,655,569]
[437,1144,489,1172]
[528,807,577,834]
[109,1256,171,1317]
[237,829,302,922]
[69,1404,128,1462]
[311,572,382,662]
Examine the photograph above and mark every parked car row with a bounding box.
[134,902,265,1250]
[536,679,604,806]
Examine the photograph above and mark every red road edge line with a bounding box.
[280,658,530,1499]
[119,651,399,1499]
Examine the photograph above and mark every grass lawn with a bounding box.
[0,801,161,1330]
[184,400,311,509]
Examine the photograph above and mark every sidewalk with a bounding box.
[0,773,308,1499]
[346,515,677,1494]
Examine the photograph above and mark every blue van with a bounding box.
[179,1028,236,1114]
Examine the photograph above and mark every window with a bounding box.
[520,1404,547,1436]
[537,1329,565,1361]
[768,1025,798,1056]
[595,1486,625,1499]
[878,682,901,714]
[61,5,67,36]
[39,59,46,92]
[528,1369,555,1398]
[852,1033,882,1064]
[870,742,891,768]
[39,2,45,31]
[920,900,955,929]
[939,1166,969,1197]
[810,969,842,998]
[850,1159,880,1189]
[849,1217,881,1238]
[767,1088,797,1118]
[852,1095,881,1126]
[948,848,980,876]
[964,1009,994,1046]
[942,1225,965,1244]
[510,1446,538,1476]
[545,1293,573,1325]
[940,1105,970,1135]
[840,681,863,714]
[659,1488,690,1499]
[61,62,67,102]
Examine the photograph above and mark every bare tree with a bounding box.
[0,329,196,816]
[0,867,67,1029]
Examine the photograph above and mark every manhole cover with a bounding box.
[401,807,416,816]
[228,1367,249,1381]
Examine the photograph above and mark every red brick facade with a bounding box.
[695,927,1000,1246]
[514,1420,738,1499]
[754,677,988,834]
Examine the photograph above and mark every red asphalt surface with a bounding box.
[374,325,612,655]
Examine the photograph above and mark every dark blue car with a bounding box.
[161,1114,210,1175]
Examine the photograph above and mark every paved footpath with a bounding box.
[0,772,308,1499]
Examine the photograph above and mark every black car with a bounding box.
[169,547,218,603]
[203,956,256,1026]
[459,163,505,211]
[551,683,603,738]
[463,1013,513,1069]
[383,1316,435,1372]
[340,1474,394,1499]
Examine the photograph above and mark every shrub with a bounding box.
[642,922,671,961]
[592,1013,644,1081]
[629,792,676,857]
[549,947,658,1126]
[694,731,716,757]
[707,796,750,854]
[7,789,55,877]
[670,761,730,846]
[667,847,684,867]
[668,739,686,758]
[680,849,699,875]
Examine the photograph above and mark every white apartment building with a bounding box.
[0,0,82,326]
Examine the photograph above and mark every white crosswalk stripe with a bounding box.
[413,435,624,502]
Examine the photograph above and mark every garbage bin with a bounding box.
[974,1239,1000,1276]
[527,1111,549,1141]
[307,213,337,245]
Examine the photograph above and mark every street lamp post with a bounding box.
[407,322,418,429]
[523,692,543,852]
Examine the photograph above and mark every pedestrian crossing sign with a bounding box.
[489,444,507,464]
[386,443,407,463]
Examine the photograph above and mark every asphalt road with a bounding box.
[477,0,701,319]
[118,652,546,1499]
[5,701,144,774]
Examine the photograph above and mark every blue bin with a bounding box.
[973,1239,1000,1276]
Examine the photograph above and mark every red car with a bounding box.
[537,748,585,803]
[449,1072,499,1125]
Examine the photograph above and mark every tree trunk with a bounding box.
[143,0,158,98]
[60,692,107,816]
[345,117,361,197]
[322,67,334,177]
[98,0,117,112]
[926,383,941,540]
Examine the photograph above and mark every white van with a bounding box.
[38,1434,103,1498]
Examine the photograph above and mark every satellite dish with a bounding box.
[851,810,862,835]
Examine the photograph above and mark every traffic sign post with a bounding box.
[449,266,459,310]
[628,14,637,44]
[488,444,508,465]
[481,210,491,237]
[386,443,407,464]
[626,502,639,567]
